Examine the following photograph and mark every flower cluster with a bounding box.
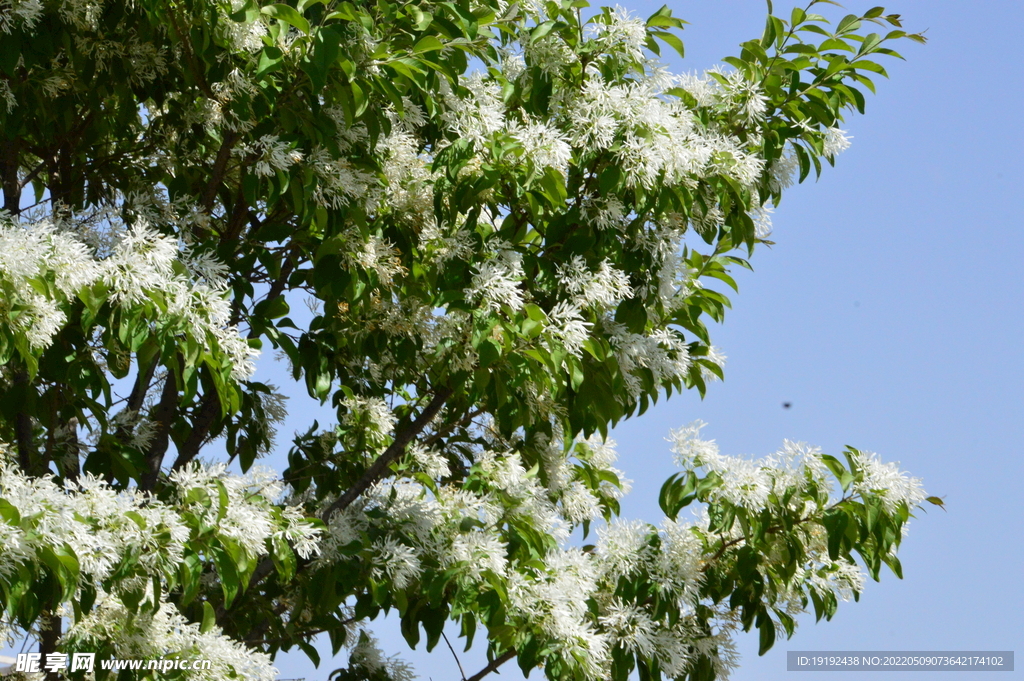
[0,216,258,380]
[0,445,320,678]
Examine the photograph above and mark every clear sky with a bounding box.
[271,1,1024,679]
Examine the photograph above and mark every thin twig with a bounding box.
[442,632,467,681]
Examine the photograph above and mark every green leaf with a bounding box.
[257,46,285,79]
[255,296,290,320]
[413,36,445,54]
[836,14,861,34]
[530,20,556,43]
[272,534,297,581]
[201,601,216,634]
[411,6,433,31]
[211,547,241,607]
[261,4,311,34]
[651,30,685,59]
[757,610,776,655]
[298,640,321,667]
[0,499,21,525]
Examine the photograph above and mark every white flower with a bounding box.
[751,202,774,239]
[724,70,768,124]
[676,72,723,109]
[464,245,526,312]
[348,631,415,681]
[240,134,304,177]
[510,119,573,175]
[308,147,378,210]
[0,0,43,33]
[439,74,506,146]
[410,443,451,478]
[823,127,852,157]
[596,519,651,580]
[64,588,279,680]
[599,599,658,656]
[341,395,397,446]
[671,422,772,511]
[524,35,575,76]
[0,79,14,112]
[607,320,691,397]
[654,519,704,603]
[547,300,591,357]
[559,481,602,524]
[769,151,799,193]
[371,537,422,589]
[700,345,727,383]
[850,450,926,511]
[445,531,508,581]
[588,6,648,63]
[557,256,634,309]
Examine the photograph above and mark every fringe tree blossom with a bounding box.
[0,217,257,379]
[298,423,932,681]
[0,445,319,678]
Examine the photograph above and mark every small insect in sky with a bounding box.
[782,402,791,409]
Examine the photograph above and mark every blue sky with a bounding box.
[272,1,1024,679]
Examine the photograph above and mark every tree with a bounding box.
[0,0,940,678]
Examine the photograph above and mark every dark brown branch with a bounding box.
[201,132,240,213]
[322,386,453,520]
[141,369,179,491]
[244,617,357,648]
[422,408,485,447]
[56,417,81,483]
[112,358,159,445]
[466,649,517,681]
[18,160,46,191]
[223,183,250,241]
[39,611,62,681]
[0,141,22,214]
[170,391,220,472]
[174,258,296,472]
[227,387,454,615]
[165,8,215,99]
[12,370,38,475]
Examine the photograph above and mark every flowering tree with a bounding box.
[0,0,941,679]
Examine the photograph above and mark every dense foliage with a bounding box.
[0,0,939,678]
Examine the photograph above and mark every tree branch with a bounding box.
[12,369,38,475]
[165,7,216,99]
[322,386,453,521]
[0,140,22,214]
[421,408,485,447]
[224,386,454,617]
[126,359,159,415]
[39,611,61,681]
[18,160,46,191]
[141,369,179,491]
[170,391,220,472]
[55,417,81,484]
[174,258,296,472]
[466,649,517,681]
[201,132,240,213]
